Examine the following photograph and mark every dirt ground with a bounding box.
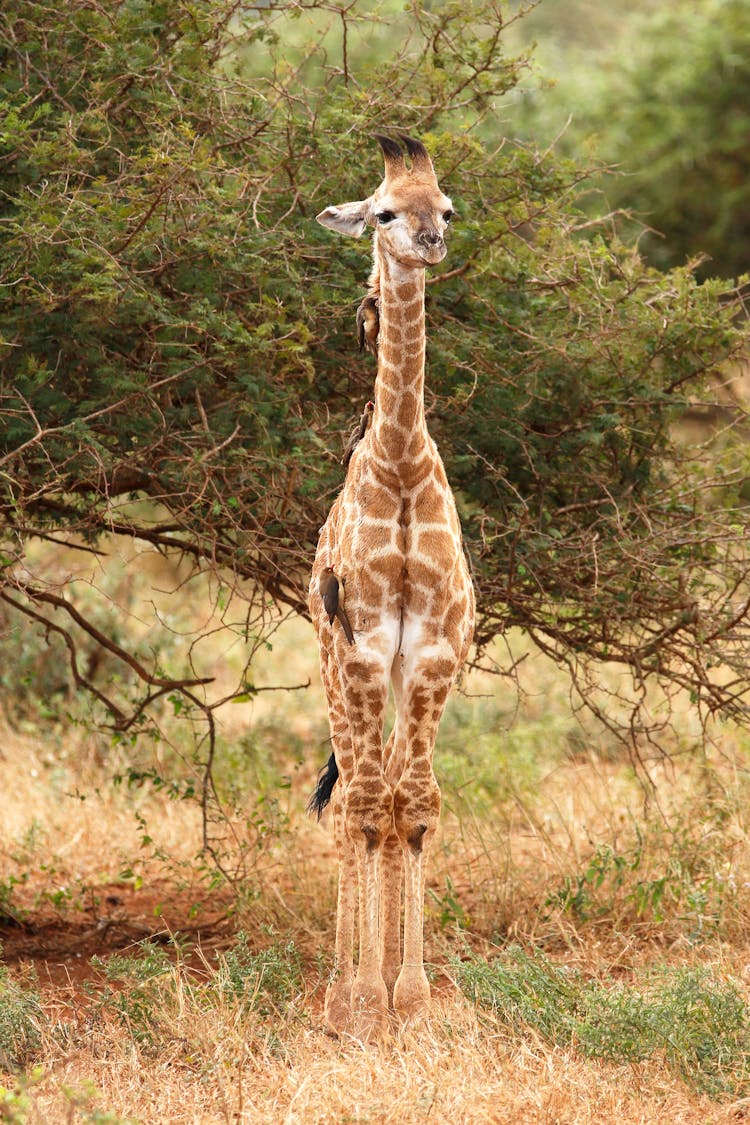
[0,880,235,993]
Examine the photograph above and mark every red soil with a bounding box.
[0,880,234,992]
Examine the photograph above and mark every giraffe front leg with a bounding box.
[379,831,402,1006]
[392,762,441,1025]
[346,773,392,1042]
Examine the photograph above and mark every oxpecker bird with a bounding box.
[356,294,380,356]
[342,400,375,469]
[319,566,355,645]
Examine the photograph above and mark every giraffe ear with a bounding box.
[316,200,369,238]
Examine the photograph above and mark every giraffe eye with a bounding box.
[377,210,396,224]
[443,209,454,223]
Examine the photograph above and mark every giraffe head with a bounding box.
[316,135,453,269]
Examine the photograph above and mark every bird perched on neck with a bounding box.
[319,566,355,645]
[342,400,374,469]
[356,293,379,356]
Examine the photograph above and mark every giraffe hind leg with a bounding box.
[391,671,451,1025]
[326,783,357,1036]
[316,648,357,1037]
[339,652,393,1041]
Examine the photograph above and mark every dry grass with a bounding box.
[10,983,747,1124]
[3,554,750,1122]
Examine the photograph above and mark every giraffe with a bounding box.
[309,134,475,1040]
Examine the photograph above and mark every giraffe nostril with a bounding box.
[417,229,442,248]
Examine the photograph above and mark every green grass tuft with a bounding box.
[454,946,750,1100]
[0,966,43,1072]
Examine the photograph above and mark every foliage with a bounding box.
[436,684,573,815]
[0,1072,38,1125]
[216,933,304,1019]
[0,0,749,757]
[455,947,750,1100]
[0,1070,141,1124]
[544,831,727,939]
[90,935,304,1048]
[511,0,750,278]
[428,875,472,932]
[599,0,750,278]
[58,1083,141,1125]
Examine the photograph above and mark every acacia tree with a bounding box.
[1,0,749,793]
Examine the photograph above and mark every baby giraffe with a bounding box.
[310,134,475,1041]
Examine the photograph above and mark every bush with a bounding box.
[511,0,750,279]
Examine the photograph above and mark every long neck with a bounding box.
[370,250,430,482]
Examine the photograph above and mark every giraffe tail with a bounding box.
[306,751,339,820]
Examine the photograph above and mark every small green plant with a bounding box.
[89,942,177,1047]
[428,876,471,932]
[0,1068,43,1125]
[0,876,28,927]
[62,1080,141,1124]
[545,843,639,922]
[0,968,43,1072]
[454,947,750,1101]
[114,767,197,803]
[545,826,727,938]
[216,933,304,1019]
[435,692,552,818]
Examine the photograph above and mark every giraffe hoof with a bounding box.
[350,978,389,1042]
[393,968,431,1026]
[324,976,353,1037]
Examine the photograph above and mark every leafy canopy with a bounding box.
[0,0,749,747]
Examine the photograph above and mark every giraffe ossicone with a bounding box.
[309,134,475,1041]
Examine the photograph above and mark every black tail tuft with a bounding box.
[307,752,339,820]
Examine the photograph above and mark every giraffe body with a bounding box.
[310,136,475,1039]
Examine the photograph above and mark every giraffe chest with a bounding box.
[324,467,468,621]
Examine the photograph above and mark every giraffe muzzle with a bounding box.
[415,231,446,264]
